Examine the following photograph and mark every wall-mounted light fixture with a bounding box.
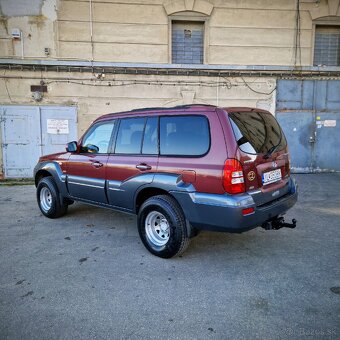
[11,28,22,40]
[32,91,43,102]
[31,81,48,102]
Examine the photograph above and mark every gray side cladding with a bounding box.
[34,161,68,196]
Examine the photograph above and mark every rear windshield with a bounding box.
[228,111,287,155]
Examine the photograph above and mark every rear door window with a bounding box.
[228,111,287,155]
[160,115,210,156]
[115,118,146,154]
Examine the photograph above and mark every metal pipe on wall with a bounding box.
[89,0,94,62]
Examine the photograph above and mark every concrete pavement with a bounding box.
[0,174,339,339]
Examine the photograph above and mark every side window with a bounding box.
[142,117,158,155]
[115,118,146,154]
[160,115,210,156]
[82,121,115,154]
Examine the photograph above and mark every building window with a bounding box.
[172,21,204,64]
[314,25,340,66]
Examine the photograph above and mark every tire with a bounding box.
[137,195,190,258]
[36,177,68,218]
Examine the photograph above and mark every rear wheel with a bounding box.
[37,177,68,218]
[137,195,189,258]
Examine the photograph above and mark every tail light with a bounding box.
[285,157,291,177]
[223,159,245,194]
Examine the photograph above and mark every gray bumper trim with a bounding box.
[172,177,298,233]
[188,192,254,208]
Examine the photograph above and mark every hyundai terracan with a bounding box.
[34,105,298,258]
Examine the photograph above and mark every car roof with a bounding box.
[223,107,270,113]
[94,104,269,122]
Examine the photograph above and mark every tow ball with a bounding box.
[262,217,297,230]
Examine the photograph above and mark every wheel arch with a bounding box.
[135,186,197,239]
[35,169,52,187]
[34,161,68,196]
[135,187,170,214]
[134,173,196,213]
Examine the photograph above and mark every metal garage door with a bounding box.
[0,106,77,178]
[276,80,340,173]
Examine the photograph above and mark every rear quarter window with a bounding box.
[160,115,210,156]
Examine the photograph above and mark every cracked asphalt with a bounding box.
[0,174,339,339]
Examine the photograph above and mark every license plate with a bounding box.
[262,169,282,185]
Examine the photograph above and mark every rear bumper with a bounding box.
[172,177,298,233]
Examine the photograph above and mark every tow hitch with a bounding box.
[262,217,297,230]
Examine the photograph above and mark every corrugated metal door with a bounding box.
[276,80,340,172]
[0,107,41,178]
[0,106,77,178]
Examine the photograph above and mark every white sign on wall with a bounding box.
[47,119,69,134]
[324,120,336,127]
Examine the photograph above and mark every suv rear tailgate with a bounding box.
[225,109,291,206]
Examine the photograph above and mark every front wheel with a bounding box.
[137,195,189,258]
[37,177,68,218]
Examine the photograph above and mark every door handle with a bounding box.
[91,161,103,168]
[136,163,152,171]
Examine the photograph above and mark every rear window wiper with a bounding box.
[263,144,279,159]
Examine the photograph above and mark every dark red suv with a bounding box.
[34,105,297,258]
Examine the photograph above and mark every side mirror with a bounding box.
[66,141,78,152]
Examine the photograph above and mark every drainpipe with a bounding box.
[89,0,94,62]
[216,75,219,106]
[20,31,24,59]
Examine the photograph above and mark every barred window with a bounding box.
[172,21,204,64]
[314,25,340,66]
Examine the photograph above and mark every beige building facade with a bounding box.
[0,0,340,177]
